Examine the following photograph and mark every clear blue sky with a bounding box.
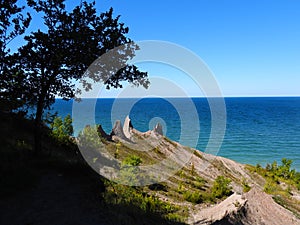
[12,0,300,97]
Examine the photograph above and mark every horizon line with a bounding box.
[55,95,300,99]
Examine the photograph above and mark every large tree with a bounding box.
[0,0,31,111]
[17,0,149,153]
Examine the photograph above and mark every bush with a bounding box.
[77,125,104,159]
[183,191,203,204]
[78,125,102,146]
[264,180,278,194]
[119,155,143,186]
[211,176,232,199]
[294,172,300,190]
[122,155,142,167]
[103,183,180,219]
[256,158,299,191]
[277,158,295,179]
[242,179,251,193]
[50,114,73,145]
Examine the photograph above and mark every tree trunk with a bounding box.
[34,98,44,154]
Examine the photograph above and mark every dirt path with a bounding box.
[0,169,109,225]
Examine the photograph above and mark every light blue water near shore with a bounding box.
[51,97,300,170]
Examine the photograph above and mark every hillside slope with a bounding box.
[1,112,299,225]
[94,116,300,225]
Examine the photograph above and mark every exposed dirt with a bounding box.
[241,187,300,225]
[190,187,300,225]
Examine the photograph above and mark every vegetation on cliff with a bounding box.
[1,112,299,224]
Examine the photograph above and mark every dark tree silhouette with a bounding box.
[17,0,148,153]
[0,0,31,111]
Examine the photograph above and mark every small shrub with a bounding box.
[183,191,203,204]
[201,192,215,203]
[119,155,143,185]
[114,142,122,158]
[254,158,299,192]
[233,200,241,208]
[148,183,168,191]
[165,213,185,222]
[212,176,232,199]
[294,172,300,190]
[77,125,103,150]
[193,150,203,159]
[103,183,181,220]
[177,182,184,193]
[191,162,195,175]
[264,180,278,194]
[192,180,204,189]
[122,155,142,167]
[242,179,251,193]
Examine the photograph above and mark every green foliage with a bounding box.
[211,176,232,199]
[242,179,251,193]
[50,114,73,145]
[256,163,262,169]
[122,155,142,167]
[165,213,186,223]
[249,166,300,219]
[180,175,233,204]
[255,158,299,191]
[0,1,31,112]
[103,183,182,222]
[265,158,295,180]
[183,191,203,204]
[264,180,278,194]
[119,155,143,185]
[193,150,203,159]
[0,1,31,56]
[277,158,295,179]
[153,146,162,154]
[294,172,300,190]
[114,149,119,159]
[191,162,195,175]
[77,125,103,156]
[191,180,204,189]
[6,0,148,153]
[177,182,184,193]
[254,157,300,216]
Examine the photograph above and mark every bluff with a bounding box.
[95,116,300,225]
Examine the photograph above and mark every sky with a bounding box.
[12,0,300,97]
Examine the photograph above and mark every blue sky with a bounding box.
[12,0,300,97]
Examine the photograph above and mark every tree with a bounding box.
[50,114,73,145]
[0,0,31,111]
[17,0,149,153]
[277,158,295,179]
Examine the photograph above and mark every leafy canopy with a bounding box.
[0,0,31,111]
[7,0,149,153]
[18,0,148,112]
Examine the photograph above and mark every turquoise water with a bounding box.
[51,97,300,170]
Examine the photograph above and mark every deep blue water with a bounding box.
[51,97,300,170]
